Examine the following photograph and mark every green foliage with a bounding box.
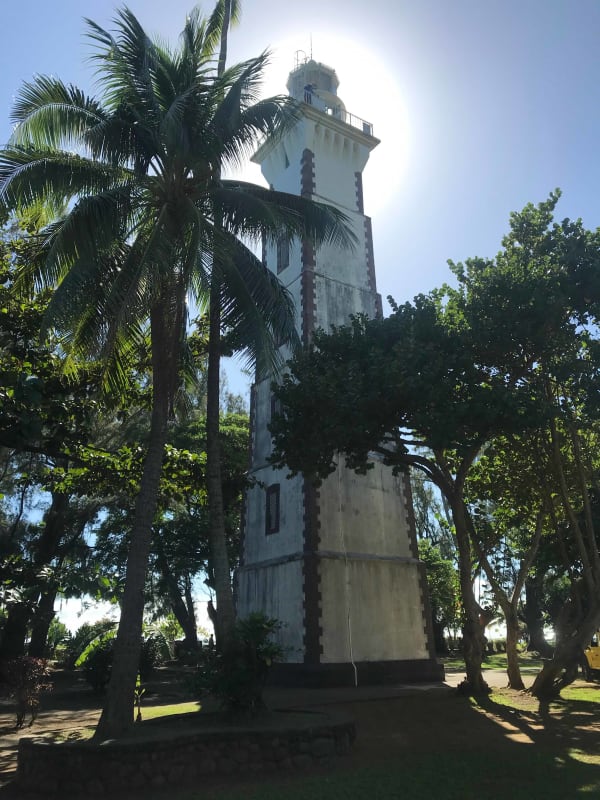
[418,539,460,636]
[0,251,101,457]
[156,613,184,644]
[139,631,170,680]
[89,409,249,622]
[190,613,284,714]
[45,617,69,659]
[74,626,168,691]
[63,619,116,669]
[75,630,116,693]
[1,656,52,728]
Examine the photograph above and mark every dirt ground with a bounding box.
[0,664,598,798]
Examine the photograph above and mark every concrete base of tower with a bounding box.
[268,658,445,688]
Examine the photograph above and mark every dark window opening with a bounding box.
[270,393,283,421]
[265,484,280,535]
[277,235,290,273]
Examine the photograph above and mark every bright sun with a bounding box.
[238,32,410,218]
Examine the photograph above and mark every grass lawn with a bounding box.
[202,752,599,800]
[442,650,544,673]
[158,680,600,800]
[141,701,201,720]
[40,702,203,743]
[2,662,598,800]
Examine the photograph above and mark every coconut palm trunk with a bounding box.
[206,273,236,646]
[204,0,239,649]
[96,305,176,738]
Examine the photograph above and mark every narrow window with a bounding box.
[265,484,280,535]
[270,393,282,421]
[277,235,290,273]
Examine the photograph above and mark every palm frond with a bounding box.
[85,11,161,127]
[10,76,106,150]
[2,2,355,387]
[205,0,241,49]
[214,231,299,377]
[182,5,219,70]
[215,181,357,250]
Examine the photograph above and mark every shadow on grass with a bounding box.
[1,678,598,800]
[108,691,600,800]
[223,693,599,800]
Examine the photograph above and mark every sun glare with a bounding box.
[239,32,410,217]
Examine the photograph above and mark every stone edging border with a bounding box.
[17,710,356,795]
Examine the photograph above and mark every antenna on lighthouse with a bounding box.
[310,34,313,60]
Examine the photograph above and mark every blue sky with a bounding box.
[4,1,600,305]
[3,0,600,353]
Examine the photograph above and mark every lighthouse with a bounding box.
[237,56,442,686]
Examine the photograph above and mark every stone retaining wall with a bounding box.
[17,712,355,795]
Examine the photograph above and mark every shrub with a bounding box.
[76,631,116,693]
[190,613,284,715]
[139,631,170,680]
[156,614,184,648]
[75,629,169,691]
[45,618,70,659]
[63,619,116,669]
[2,656,52,729]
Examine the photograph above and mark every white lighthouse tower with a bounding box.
[237,56,442,686]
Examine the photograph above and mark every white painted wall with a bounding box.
[319,558,429,662]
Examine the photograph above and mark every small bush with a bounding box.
[2,656,52,729]
[76,631,116,693]
[139,631,170,680]
[190,613,284,715]
[156,613,184,648]
[45,618,70,659]
[63,619,116,669]
[75,630,169,691]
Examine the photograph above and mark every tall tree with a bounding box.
[271,193,600,696]
[206,0,240,648]
[0,228,108,660]
[465,434,549,689]
[0,3,353,737]
[271,300,522,694]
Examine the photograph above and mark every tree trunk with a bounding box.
[0,602,29,661]
[524,574,553,658]
[95,308,173,740]
[155,548,198,650]
[505,606,525,690]
[217,0,232,77]
[206,277,236,649]
[452,498,489,696]
[205,0,237,651]
[530,607,600,699]
[28,588,57,658]
[183,579,198,646]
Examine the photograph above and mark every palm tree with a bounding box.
[0,2,353,738]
